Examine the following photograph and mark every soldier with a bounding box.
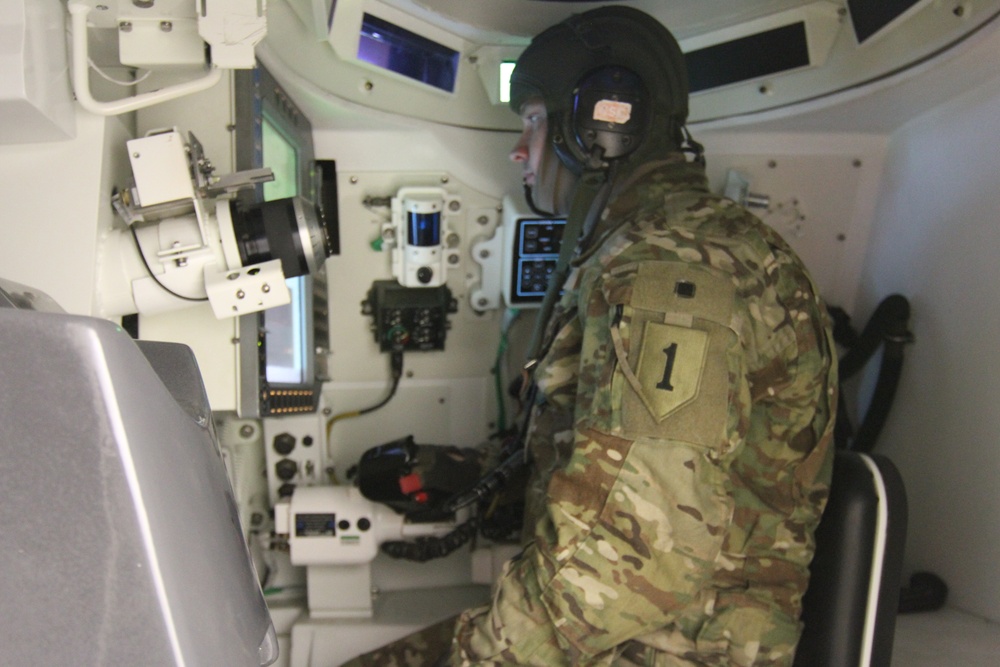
[346,6,837,666]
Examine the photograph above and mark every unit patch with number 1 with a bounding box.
[611,262,737,448]
[634,323,709,420]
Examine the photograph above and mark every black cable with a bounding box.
[443,384,537,514]
[359,349,404,415]
[380,515,480,562]
[830,295,913,452]
[129,225,209,303]
[443,448,527,514]
[326,349,404,438]
[838,295,912,379]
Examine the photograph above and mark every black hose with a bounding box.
[832,294,914,453]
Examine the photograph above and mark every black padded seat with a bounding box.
[793,450,908,667]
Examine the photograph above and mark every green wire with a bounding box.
[492,309,521,433]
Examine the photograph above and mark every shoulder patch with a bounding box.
[633,322,708,422]
[603,262,740,448]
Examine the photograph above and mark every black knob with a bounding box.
[278,483,296,498]
[273,432,296,455]
[275,458,298,481]
[357,517,371,532]
[416,267,433,284]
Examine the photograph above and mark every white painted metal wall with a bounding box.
[683,20,1000,629]
[698,130,887,313]
[0,109,132,316]
[856,64,1000,625]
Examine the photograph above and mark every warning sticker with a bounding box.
[593,99,633,125]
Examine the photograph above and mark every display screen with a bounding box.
[358,13,459,93]
[295,513,337,537]
[262,116,298,200]
[235,63,323,417]
[264,277,308,384]
[261,116,309,386]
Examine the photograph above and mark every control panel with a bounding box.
[361,280,457,352]
[274,483,464,567]
[508,218,565,304]
[275,486,383,565]
[262,408,326,505]
[498,199,566,308]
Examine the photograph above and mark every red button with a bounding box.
[399,473,423,495]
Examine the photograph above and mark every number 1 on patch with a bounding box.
[657,343,678,391]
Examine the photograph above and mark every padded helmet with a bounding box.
[509,6,690,174]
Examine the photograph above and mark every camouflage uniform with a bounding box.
[347,156,837,666]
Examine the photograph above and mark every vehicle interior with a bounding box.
[2,1,999,665]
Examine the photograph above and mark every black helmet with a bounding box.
[510,6,690,174]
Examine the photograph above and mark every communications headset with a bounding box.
[511,6,697,184]
[510,5,701,363]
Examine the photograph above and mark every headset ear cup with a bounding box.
[569,66,649,166]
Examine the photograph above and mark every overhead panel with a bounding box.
[683,0,1000,123]
[261,0,519,129]
[680,2,841,95]
[262,0,1000,128]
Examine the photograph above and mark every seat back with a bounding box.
[793,450,908,667]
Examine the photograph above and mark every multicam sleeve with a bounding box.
[448,259,751,665]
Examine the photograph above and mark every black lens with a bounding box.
[231,198,309,278]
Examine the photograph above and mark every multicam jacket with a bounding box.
[451,156,837,666]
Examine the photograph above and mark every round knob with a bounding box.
[275,458,298,481]
[273,432,296,455]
